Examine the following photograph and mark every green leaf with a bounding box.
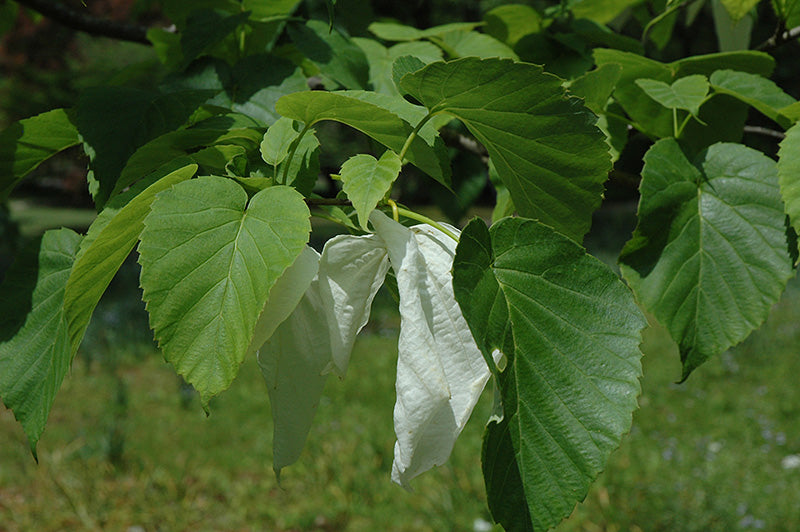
[180,9,250,68]
[568,63,623,115]
[712,0,754,51]
[63,163,198,352]
[241,0,301,19]
[261,117,298,166]
[781,101,800,122]
[0,109,81,201]
[288,20,369,90]
[339,151,402,230]
[258,275,331,476]
[275,90,450,187]
[390,54,430,94]
[778,123,800,236]
[620,139,792,379]
[278,129,320,195]
[570,0,645,24]
[710,69,796,128]
[353,38,442,96]
[453,217,645,532]
[208,55,309,126]
[432,30,518,60]
[484,4,542,47]
[248,246,319,359]
[0,229,83,454]
[595,49,774,141]
[75,87,208,208]
[138,177,310,404]
[114,126,262,198]
[635,75,709,116]
[720,0,761,20]
[162,55,309,126]
[400,58,610,242]
[673,51,775,78]
[368,21,481,42]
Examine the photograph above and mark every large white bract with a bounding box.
[253,210,492,485]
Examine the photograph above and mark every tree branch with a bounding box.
[743,125,786,140]
[305,197,352,206]
[15,0,153,45]
[756,24,800,52]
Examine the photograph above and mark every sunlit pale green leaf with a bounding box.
[432,31,518,59]
[261,117,298,166]
[778,123,800,236]
[63,163,198,352]
[0,229,83,455]
[0,109,81,201]
[620,139,792,379]
[275,90,450,186]
[453,217,645,532]
[636,75,709,116]
[710,69,796,128]
[340,151,401,230]
[368,21,481,42]
[400,57,610,241]
[138,177,310,405]
[483,4,542,47]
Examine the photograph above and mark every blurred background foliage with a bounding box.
[2,0,798,219]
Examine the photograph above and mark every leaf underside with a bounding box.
[400,57,611,242]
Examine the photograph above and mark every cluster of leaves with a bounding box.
[1,0,799,530]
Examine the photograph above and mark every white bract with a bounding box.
[318,234,391,377]
[254,211,491,486]
[370,211,492,488]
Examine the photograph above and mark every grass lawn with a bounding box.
[1,204,799,531]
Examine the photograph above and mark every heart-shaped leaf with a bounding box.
[340,150,402,230]
[620,139,793,379]
[138,177,310,405]
[635,75,709,116]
